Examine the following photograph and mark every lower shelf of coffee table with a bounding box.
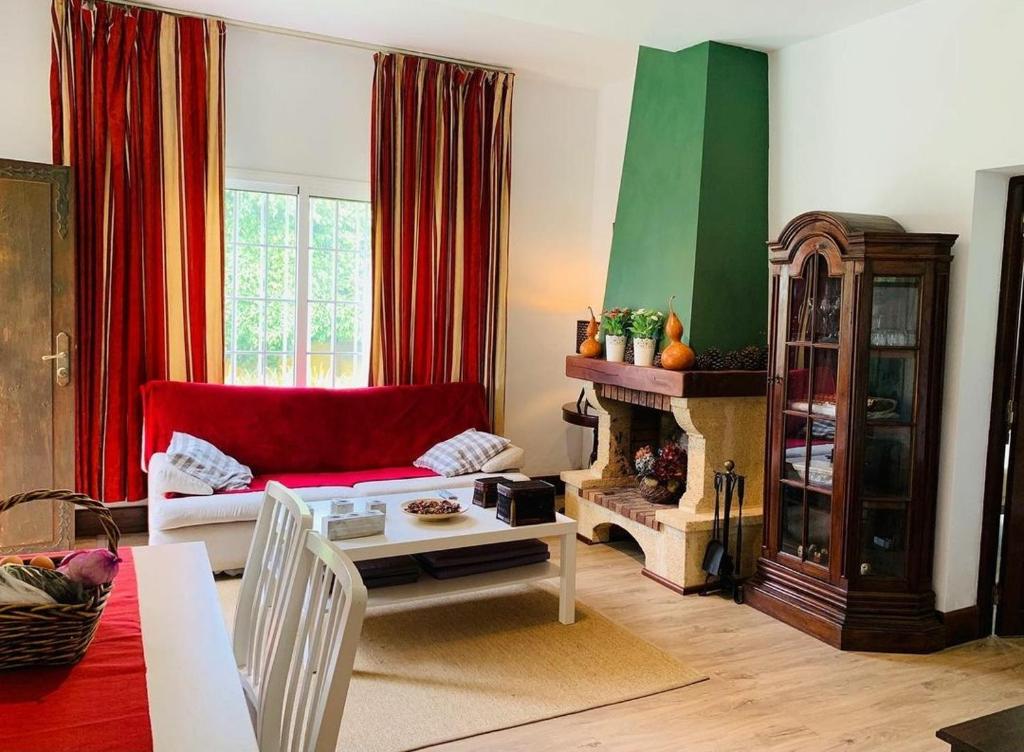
[367,561,560,607]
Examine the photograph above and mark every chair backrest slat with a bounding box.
[233,482,314,712]
[260,532,368,752]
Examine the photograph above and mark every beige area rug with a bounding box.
[217,580,705,752]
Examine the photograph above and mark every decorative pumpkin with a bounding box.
[578,306,602,358]
[659,296,695,371]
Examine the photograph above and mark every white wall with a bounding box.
[770,0,1024,611]
[0,0,52,163]
[226,28,373,181]
[503,74,601,475]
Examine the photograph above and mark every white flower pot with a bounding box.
[605,334,626,363]
[632,338,656,367]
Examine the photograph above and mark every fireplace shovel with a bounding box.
[701,461,745,604]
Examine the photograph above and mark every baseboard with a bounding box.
[532,474,566,494]
[76,504,148,537]
[576,533,597,545]
[641,567,695,595]
[940,605,983,647]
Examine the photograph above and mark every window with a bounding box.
[224,175,371,388]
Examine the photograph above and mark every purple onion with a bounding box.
[58,548,121,587]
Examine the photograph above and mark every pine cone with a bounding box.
[738,345,763,370]
[722,350,742,370]
[696,347,722,371]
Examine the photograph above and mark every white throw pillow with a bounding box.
[153,455,214,496]
[480,445,525,473]
[414,429,511,478]
[166,432,253,491]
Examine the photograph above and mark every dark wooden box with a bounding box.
[472,476,506,508]
[496,480,556,526]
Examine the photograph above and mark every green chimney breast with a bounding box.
[602,42,768,352]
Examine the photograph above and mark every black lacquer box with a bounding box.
[496,479,556,526]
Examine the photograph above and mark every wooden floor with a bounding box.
[430,538,1024,752]
[104,532,1024,750]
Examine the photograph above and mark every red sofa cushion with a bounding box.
[236,466,439,493]
[141,381,490,475]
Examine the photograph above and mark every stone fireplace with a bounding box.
[562,357,766,593]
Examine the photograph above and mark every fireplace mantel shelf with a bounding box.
[565,355,766,399]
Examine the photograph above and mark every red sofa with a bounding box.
[143,381,526,570]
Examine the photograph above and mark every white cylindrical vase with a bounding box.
[632,338,656,367]
[605,335,626,363]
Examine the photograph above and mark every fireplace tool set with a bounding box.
[701,459,746,604]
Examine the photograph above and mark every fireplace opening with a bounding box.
[596,523,645,564]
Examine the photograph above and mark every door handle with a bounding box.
[41,332,71,387]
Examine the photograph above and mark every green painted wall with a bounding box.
[602,42,768,352]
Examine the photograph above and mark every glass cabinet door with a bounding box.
[779,253,841,573]
[858,275,920,579]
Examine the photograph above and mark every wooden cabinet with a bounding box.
[746,211,957,652]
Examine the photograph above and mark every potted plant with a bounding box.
[601,308,631,363]
[628,308,664,367]
[635,442,687,504]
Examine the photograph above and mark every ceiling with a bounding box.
[155,0,928,87]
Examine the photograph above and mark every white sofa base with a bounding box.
[148,469,530,571]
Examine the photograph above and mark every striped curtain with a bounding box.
[51,0,225,501]
[370,52,513,432]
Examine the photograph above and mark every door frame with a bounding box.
[977,175,1024,636]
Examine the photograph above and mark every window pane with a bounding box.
[308,353,332,388]
[234,300,263,352]
[337,202,360,251]
[236,246,263,298]
[310,197,336,249]
[236,191,263,244]
[335,304,357,352]
[266,247,295,300]
[264,354,294,387]
[224,188,299,387]
[308,302,333,354]
[235,353,260,385]
[336,252,357,301]
[334,353,357,387]
[265,300,295,353]
[310,249,333,301]
[266,193,295,246]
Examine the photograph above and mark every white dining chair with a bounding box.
[233,481,314,716]
[258,531,368,752]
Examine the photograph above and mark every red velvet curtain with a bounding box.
[369,52,514,432]
[51,0,225,501]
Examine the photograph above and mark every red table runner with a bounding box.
[0,549,154,752]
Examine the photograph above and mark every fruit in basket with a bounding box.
[58,548,120,587]
[29,555,55,570]
[2,565,83,604]
[0,555,22,567]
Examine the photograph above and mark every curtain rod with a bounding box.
[87,0,514,73]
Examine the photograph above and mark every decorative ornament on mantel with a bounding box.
[578,307,602,358]
[658,296,695,371]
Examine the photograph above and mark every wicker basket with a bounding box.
[636,478,684,505]
[0,490,120,672]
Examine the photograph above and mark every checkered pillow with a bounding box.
[414,429,511,478]
[166,432,253,491]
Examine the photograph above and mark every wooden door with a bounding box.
[0,159,75,553]
[981,176,1024,637]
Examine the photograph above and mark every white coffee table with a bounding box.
[308,487,578,624]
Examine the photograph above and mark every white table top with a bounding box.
[307,487,575,562]
[134,543,258,752]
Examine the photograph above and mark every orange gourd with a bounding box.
[659,296,695,371]
[578,306,602,358]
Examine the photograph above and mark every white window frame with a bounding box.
[226,168,371,388]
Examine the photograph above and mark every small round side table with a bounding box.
[561,389,599,467]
